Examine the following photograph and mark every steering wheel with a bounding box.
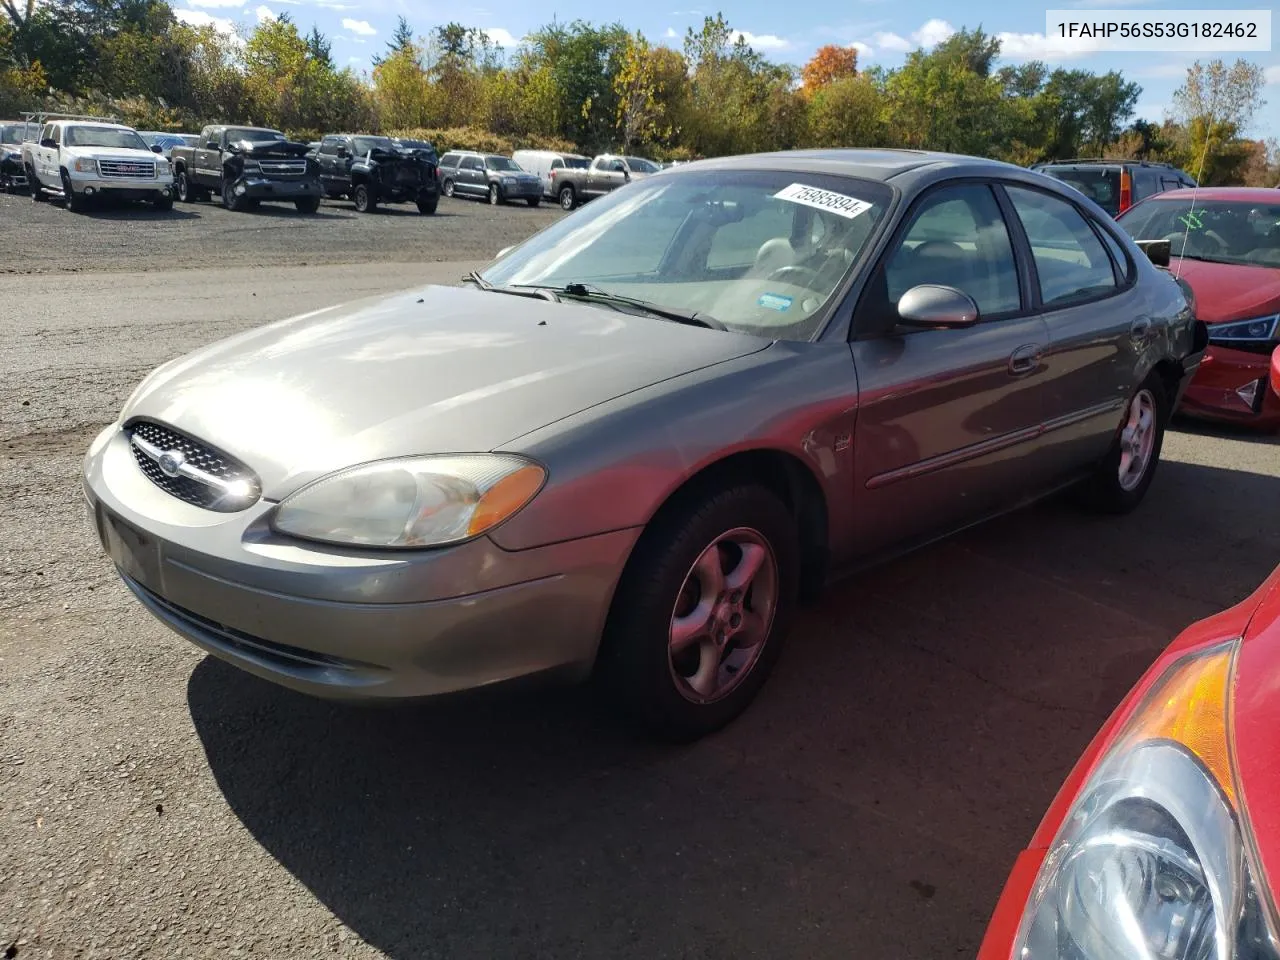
[767,264,820,286]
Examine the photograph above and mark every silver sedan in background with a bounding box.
[83,149,1205,740]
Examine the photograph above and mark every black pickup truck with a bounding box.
[170,124,322,213]
[312,134,439,214]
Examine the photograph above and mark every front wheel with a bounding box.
[28,165,45,202]
[60,172,83,212]
[352,183,375,213]
[222,179,247,212]
[442,179,455,198]
[152,194,173,211]
[596,484,799,741]
[526,197,540,208]
[295,196,321,214]
[1075,374,1169,514]
[488,183,501,205]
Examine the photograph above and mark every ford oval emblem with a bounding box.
[158,450,186,477]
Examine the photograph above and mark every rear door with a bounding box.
[1001,182,1136,476]
[849,181,1053,555]
[316,136,341,191]
[36,124,56,179]
[458,155,482,194]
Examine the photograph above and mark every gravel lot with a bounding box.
[0,190,564,275]
[2,202,1278,960]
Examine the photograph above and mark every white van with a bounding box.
[511,150,591,199]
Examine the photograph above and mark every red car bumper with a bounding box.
[1179,342,1280,429]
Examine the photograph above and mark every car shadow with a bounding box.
[1172,413,1280,444]
[188,459,1279,959]
[323,202,459,219]
[73,203,201,221]
[226,204,347,220]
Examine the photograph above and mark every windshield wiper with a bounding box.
[462,271,561,301]
[554,282,727,330]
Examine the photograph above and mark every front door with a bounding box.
[194,131,221,188]
[458,156,481,194]
[848,181,1053,556]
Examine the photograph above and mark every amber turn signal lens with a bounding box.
[467,464,546,536]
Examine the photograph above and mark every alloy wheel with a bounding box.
[1118,388,1157,492]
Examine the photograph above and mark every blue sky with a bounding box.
[171,0,1280,141]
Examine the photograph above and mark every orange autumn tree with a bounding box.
[801,44,858,94]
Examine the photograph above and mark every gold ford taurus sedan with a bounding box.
[83,149,1207,740]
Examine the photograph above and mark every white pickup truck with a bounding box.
[23,115,175,212]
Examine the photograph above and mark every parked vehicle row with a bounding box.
[22,114,176,211]
[1032,157,1199,217]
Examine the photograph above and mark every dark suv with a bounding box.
[436,150,543,206]
[1031,159,1197,218]
[314,134,439,214]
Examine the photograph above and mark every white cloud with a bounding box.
[1132,63,1193,80]
[484,26,518,47]
[671,8,703,15]
[849,40,873,57]
[347,55,361,63]
[665,27,678,39]
[341,17,376,36]
[173,7,238,33]
[254,4,274,22]
[733,30,790,51]
[871,18,954,54]
[1266,65,1280,85]
[186,0,245,8]
[995,30,1103,61]
[338,34,365,43]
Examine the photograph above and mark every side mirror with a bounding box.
[150,144,163,154]
[896,284,980,329]
[336,147,348,158]
[1135,239,1171,267]
[40,138,57,149]
[205,141,219,150]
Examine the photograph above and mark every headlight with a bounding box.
[1014,640,1280,959]
[271,454,546,548]
[73,157,95,173]
[1209,315,1279,345]
[500,175,515,183]
[240,158,261,173]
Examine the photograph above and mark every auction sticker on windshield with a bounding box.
[773,183,873,220]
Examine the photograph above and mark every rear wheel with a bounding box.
[442,179,455,198]
[152,194,173,211]
[596,484,799,741]
[488,183,501,205]
[175,170,193,202]
[295,196,320,214]
[352,183,375,213]
[417,194,438,215]
[558,185,576,210]
[27,165,45,202]
[1076,373,1169,514]
[526,197,540,208]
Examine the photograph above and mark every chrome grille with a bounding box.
[257,159,307,176]
[97,159,156,179]
[126,420,260,512]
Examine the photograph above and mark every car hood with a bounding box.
[227,138,312,158]
[123,285,769,499]
[1170,258,1280,323]
[63,145,157,161]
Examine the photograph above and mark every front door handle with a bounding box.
[1130,318,1153,343]
[1008,343,1044,377]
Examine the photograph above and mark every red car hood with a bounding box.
[1171,258,1280,323]
[1231,565,1280,908]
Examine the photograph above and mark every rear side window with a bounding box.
[439,152,460,168]
[550,159,562,170]
[1007,186,1119,306]
[564,157,589,169]
[319,136,341,155]
[460,156,480,171]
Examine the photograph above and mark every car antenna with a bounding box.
[1173,115,1215,282]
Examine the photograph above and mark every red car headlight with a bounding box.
[1001,640,1280,959]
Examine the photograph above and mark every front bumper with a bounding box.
[83,425,638,700]
[233,177,323,201]
[497,179,542,199]
[68,175,173,200]
[1179,342,1280,429]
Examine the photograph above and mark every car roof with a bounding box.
[678,148,1027,183]
[1136,186,1280,203]
[61,121,132,130]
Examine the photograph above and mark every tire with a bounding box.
[295,196,321,214]
[488,183,501,205]
[28,165,45,202]
[442,179,455,198]
[1076,373,1169,514]
[417,195,438,215]
[222,179,247,212]
[175,170,192,202]
[352,183,375,213]
[60,171,82,212]
[152,194,173,211]
[558,185,576,210]
[526,197,540,208]
[596,483,800,742]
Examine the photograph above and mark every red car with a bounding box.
[1119,187,1280,430]
[980,562,1280,959]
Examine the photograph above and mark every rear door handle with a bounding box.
[1008,343,1044,377]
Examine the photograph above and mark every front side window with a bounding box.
[63,126,148,150]
[482,170,892,341]
[1007,185,1118,306]
[460,156,480,171]
[319,137,341,155]
[353,136,394,155]
[625,157,660,173]
[883,184,1022,316]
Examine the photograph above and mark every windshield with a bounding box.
[625,156,660,174]
[354,136,395,154]
[482,170,892,341]
[63,126,149,150]
[0,125,23,145]
[1120,198,1280,267]
[227,128,285,143]
[485,156,520,172]
[1040,167,1121,216]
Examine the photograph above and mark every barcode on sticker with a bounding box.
[773,183,872,220]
